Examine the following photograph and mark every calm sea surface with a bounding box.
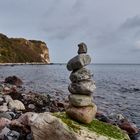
[0,64,140,127]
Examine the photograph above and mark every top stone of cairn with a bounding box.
[77,42,87,54]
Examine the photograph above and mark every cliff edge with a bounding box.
[0,33,50,63]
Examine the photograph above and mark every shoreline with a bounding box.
[0,63,140,66]
[0,62,51,66]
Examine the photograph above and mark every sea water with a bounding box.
[0,64,140,127]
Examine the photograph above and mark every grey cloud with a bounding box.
[1,0,140,63]
[120,16,140,30]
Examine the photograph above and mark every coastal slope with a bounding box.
[0,33,50,63]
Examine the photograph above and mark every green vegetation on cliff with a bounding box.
[0,33,50,63]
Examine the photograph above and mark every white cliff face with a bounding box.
[40,49,50,63]
[40,44,50,64]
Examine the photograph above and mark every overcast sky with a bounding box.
[0,0,140,63]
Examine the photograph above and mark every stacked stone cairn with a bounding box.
[66,42,97,124]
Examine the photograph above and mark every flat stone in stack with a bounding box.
[68,94,93,107]
[66,43,97,124]
[66,104,97,124]
[69,67,93,83]
[67,54,91,71]
[68,80,96,95]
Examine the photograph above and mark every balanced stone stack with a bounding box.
[66,43,97,124]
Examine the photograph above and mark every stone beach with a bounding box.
[0,48,139,139]
[0,75,139,140]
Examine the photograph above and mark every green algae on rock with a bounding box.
[54,112,130,140]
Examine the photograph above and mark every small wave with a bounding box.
[120,87,140,93]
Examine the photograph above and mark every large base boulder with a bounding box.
[26,112,130,140]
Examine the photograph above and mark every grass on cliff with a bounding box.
[54,112,129,140]
[0,33,49,63]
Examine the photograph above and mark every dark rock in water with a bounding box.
[119,119,139,134]
[68,80,96,95]
[95,112,111,123]
[70,67,92,82]
[77,42,87,54]
[4,76,23,87]
[67,54,91,71]
[129,131,140,140]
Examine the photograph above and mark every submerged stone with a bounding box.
[67,54,91,71]
[68,80,96,95]
[69,94,93,107]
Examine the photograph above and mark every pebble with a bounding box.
[0,127,11,139]
[0,104,8,112]
[28,104,35,110]
[5,130,20,140]
[0,97,4,102]
[5,95,13,103]
[0,118,11,130]
[8,100,25,111]
[129,131,140,140]
[0,112,12,120]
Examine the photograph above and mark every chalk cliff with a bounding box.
[0,33,50,63]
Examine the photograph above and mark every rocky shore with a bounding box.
[0,76,139,140]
